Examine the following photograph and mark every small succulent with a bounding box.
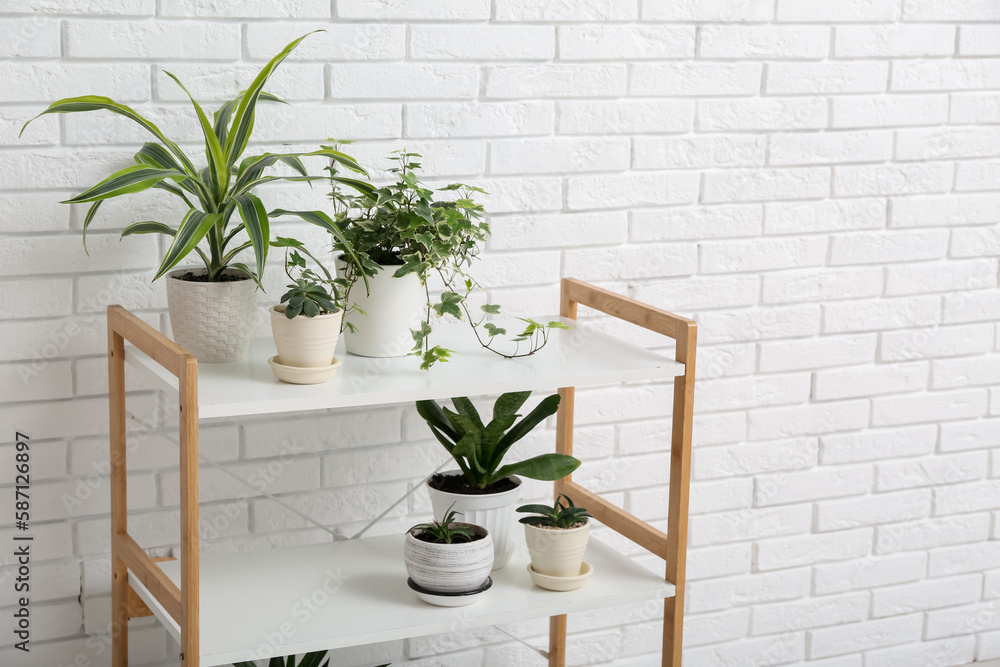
[517,494,592,529]
[273,237,355,321]
[410,507,478,544]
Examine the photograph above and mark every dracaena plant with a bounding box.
[19,31,371,286]
[328,149,569,370]
[416,391,580,490]
[517,494,592,529]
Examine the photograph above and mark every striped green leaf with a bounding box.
[153,209,222,281]
[270,208,369,292]
[235,193,269,279]
[21,96,196,176]
[63,165,189,204]
[164,71,228,202]
[212,91,285,146]
[225,31,321,168]
[120,221,176,237]
[81,200,102,255]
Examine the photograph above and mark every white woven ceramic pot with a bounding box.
[165,268,258,363]
[427,472,522,570]
[404,523,494,593]
[523,519,590,578]
[269,305,343,368]
[339,260,425,358]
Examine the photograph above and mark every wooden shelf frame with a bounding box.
[106,278,696,667]
[551,279,696,667]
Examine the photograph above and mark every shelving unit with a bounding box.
[107,278,697,667]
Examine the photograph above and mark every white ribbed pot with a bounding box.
[523,519,590,578]
[269,304,343,368]
[404,523,494,593]
[427,472,522,570]
[165,268,258,363]
[338,259,425,358]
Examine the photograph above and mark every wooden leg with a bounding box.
[550,286,578,667]
[549,615,567,667]
[663,322,696,666]
[179,359,200,667]
[109,329,129,667]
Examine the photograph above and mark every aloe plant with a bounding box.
[20,31,372,286]
[416,391,580,489]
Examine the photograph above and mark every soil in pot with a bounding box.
[428,473,518,495]
[172,270,248,283]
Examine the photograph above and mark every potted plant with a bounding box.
[415,391,580,569]
[518,494,593,590]
[404,506,494,606]
[19,31,370,363]
[267,238,355,384]
[327,150,569,369]
[234,652,389,667]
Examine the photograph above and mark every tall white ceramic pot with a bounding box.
[338,259,425,358]
[427,472,521,570]
[524,519,590,578]
[269,305,343,367]
[165,268,258,363]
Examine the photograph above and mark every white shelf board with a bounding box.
[128,533,673,666]
[124,316,684,419]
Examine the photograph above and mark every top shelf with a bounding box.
[124,316,684,419]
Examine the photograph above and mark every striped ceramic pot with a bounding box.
[404,523,494,593]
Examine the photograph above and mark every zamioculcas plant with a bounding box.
[416,391,580,490]
[233,652,389,667]
[19,30,372,287]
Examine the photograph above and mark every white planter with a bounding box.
[165,268,258,363]
[339,259,425,358]
[404,523,494,593]
[269,304,343,368]
[427,472,521,570]
[523,519,590,578]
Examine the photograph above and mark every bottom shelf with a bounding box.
[129,532,674,666]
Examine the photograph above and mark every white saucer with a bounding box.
[407,576,492,607]
[527,561,593,591]
[267,356,342,385]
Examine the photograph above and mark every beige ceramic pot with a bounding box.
[523,519,590,578]
[269,304,343,368]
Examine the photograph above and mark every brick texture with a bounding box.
[1,4,998,667]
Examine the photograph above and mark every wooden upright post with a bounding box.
[663,320,696,666]
[179,358,200,667]
[109,320,129,667]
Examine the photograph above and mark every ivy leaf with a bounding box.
[433,291,464,320]
[393,252,430,279]
[480,304,501,315]
[483,322,506,337]
[409,320,432,351]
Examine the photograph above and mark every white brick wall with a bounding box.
[1,2,999,666]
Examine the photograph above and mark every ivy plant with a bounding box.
[327,149,569,369]
[415,391,580,490]
[20,31,371,286]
